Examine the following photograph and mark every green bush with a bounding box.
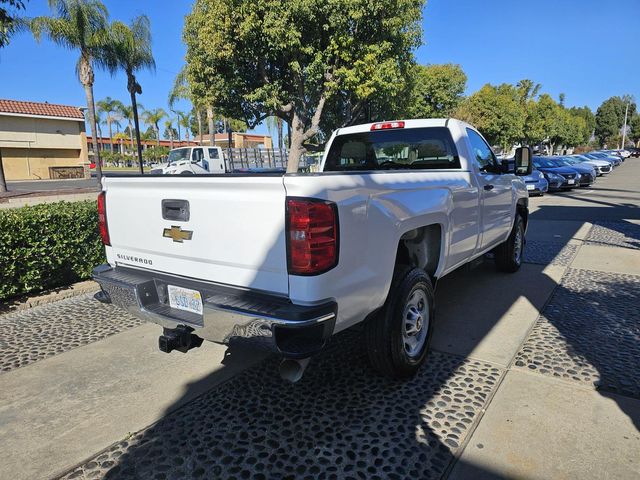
[0,200,106,301]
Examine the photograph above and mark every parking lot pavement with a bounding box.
[1,160,639,479]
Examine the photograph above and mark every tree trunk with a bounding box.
[0,148,7,192]
[197,110,203,144]
[129,85,144,174]
[207,106,215,146]
[128,120,134,155]
[277,117,283,151]
[82,83,102,184]
[286,114,306,173]
[108,119,114,154]
[169,131,174,150]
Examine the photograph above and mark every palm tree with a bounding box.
[104,15,155,174]
[94,109,104,149]
[169,66,205,144]
[172,110,185,141]
[141,108,166,150]
[117,103,134,154]
[163,118,175,149]
[96,96,123,153]
[179,112,191,142]
[266,116,284,151]
[31,0,110,183]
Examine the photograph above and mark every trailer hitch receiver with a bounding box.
[158,326,203,354]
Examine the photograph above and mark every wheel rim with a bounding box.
[402,289,429,358]
[514,223,523,265]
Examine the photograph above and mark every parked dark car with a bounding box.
[584,152,621,166]
[551,157,596,186]
[533,157,582,189]
[627,147,640,158]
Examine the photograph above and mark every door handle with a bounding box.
[484,184,494,191]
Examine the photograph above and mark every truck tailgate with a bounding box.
[103,175,289,295]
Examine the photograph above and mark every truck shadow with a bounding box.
[66,196,640,479]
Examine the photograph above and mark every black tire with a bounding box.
[365,266,435,379]
[494,213,525,273]
[180,170,195,175]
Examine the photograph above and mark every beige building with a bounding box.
[0,99,89,180]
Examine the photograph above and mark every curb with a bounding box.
[0,280,100,315]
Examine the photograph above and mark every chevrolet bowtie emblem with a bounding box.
[163,226,193,243]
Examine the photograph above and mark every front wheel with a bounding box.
[365,267,435,378]
[494,213,525,272]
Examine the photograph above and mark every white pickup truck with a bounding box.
[94,119,532,381]
[149,146,227,174]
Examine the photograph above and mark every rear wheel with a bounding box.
[494,213,525,272]
[365,267,435,378]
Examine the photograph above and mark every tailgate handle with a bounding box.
[162,199,190,222]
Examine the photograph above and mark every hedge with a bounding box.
[0,200,106,301]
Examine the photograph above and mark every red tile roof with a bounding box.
[0,99,85,120]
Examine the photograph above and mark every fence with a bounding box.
[224,148,317,171]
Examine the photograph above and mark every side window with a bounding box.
[191,148,204,162]
[208,148,219,159]
[466,128,497,171]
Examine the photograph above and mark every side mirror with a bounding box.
[501,158,515,174]
[514,146,533,176]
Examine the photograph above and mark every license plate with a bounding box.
[568,179,575,185]
[168,285,203,315]
[526,184,535,190]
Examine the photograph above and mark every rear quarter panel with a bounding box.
[284,171,477,333]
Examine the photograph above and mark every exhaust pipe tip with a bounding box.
[279,357,311,383]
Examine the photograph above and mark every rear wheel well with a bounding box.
[395,224,442,282]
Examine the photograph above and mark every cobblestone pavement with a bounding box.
[586,221,640,250]
[0,294,143,373]
[523,240,579,266]
[514,268,640,399]
[61,331,502,480]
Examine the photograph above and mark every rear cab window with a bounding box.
[324,127,460,171]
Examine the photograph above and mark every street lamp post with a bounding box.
[621,100,630,150]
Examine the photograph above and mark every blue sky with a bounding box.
[1,0,638,137]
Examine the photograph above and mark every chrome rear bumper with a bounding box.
[93,265,336,358]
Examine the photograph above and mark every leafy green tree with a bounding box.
[96,96,124,153]
[31,0,111,183]
[524,94,559,150]
[515,79,541,104]
[407,63,467,119]
[104,15,155,173]
[595,96,637,147]
[184,0,425,172]
[142,145,169,163]
[630,114,640,147]
[569,106,595,142]
[456,83,525,153]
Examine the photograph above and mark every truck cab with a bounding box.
[151,146,226,175]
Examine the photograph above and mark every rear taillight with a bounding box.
[370,121,405,131]
[97,191,110,246]
[286,198,338,275]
